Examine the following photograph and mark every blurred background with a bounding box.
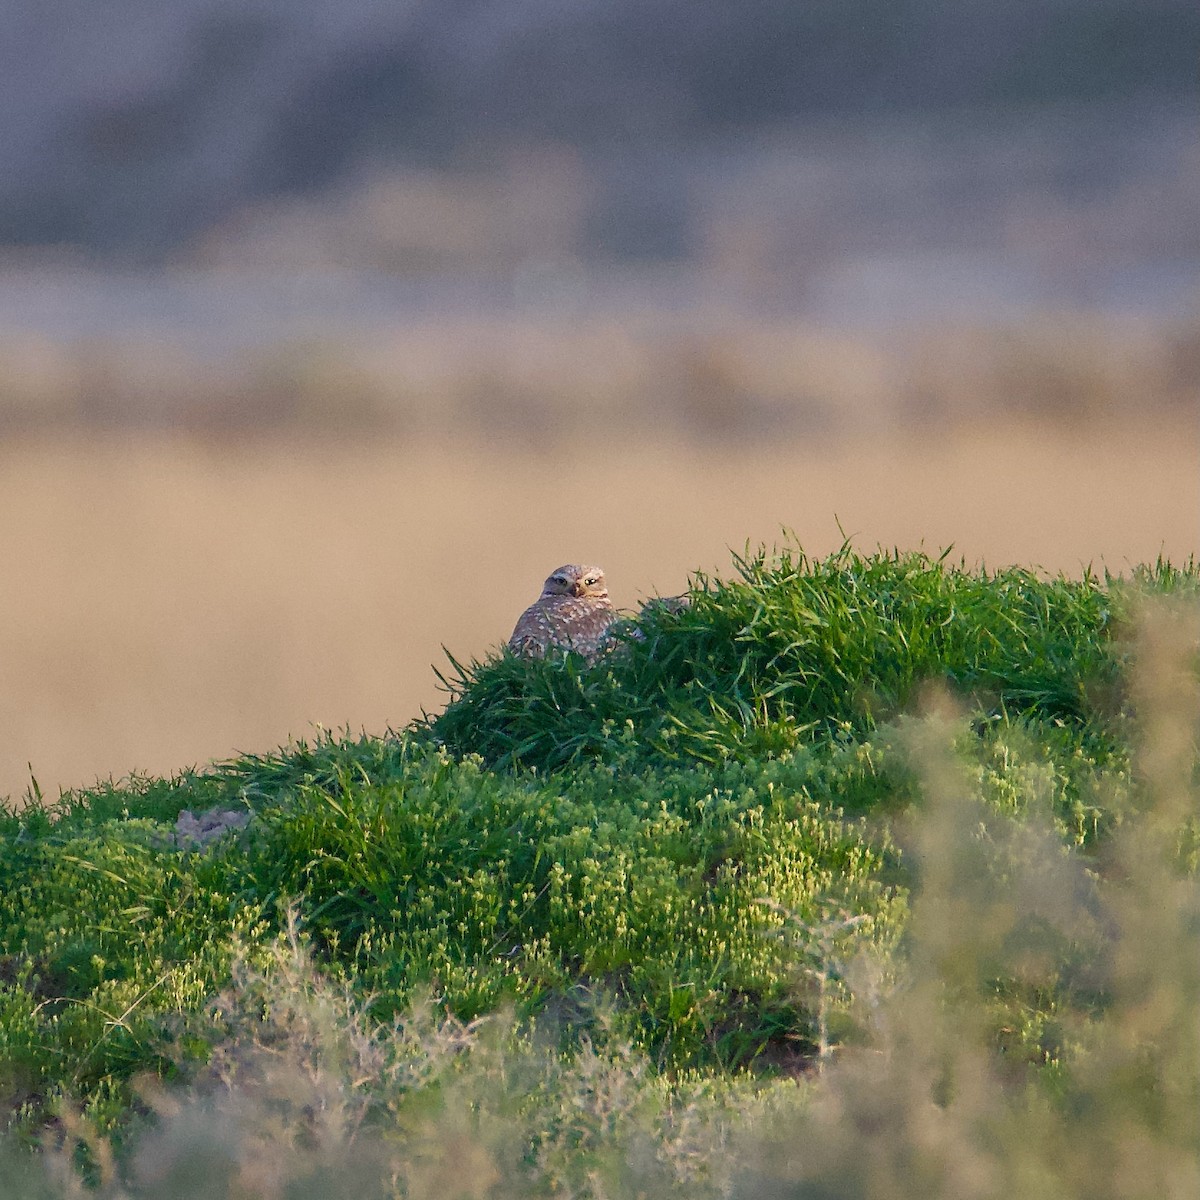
[1,0,1198,799]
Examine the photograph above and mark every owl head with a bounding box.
[541,564,608,600]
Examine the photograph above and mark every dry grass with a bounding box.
[0,418,1195,801]
[1,312,1196,440]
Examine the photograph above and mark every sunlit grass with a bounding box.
[429,543,1185,773]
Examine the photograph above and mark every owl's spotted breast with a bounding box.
[508,563,619,664]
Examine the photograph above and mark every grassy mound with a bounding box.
[429,545,1162,771]
[0,733,903,1136]
[1,544,1198,1197]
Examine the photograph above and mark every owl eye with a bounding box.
[585,577,599,586]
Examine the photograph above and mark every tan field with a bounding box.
[1,418,1197,802]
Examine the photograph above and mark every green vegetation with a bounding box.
[432,544,1142,770]
[1,545,1198,1197]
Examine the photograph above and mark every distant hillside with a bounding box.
[2,0,1197,256]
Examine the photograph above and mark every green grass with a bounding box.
[0,735,901,1138]
[1,543,1198,1197]
[429,544,1173,772]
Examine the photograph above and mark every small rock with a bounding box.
[172,807,251,850]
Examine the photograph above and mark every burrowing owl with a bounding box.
[508,564,618,663]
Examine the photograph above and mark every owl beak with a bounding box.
[570,582,584,597]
